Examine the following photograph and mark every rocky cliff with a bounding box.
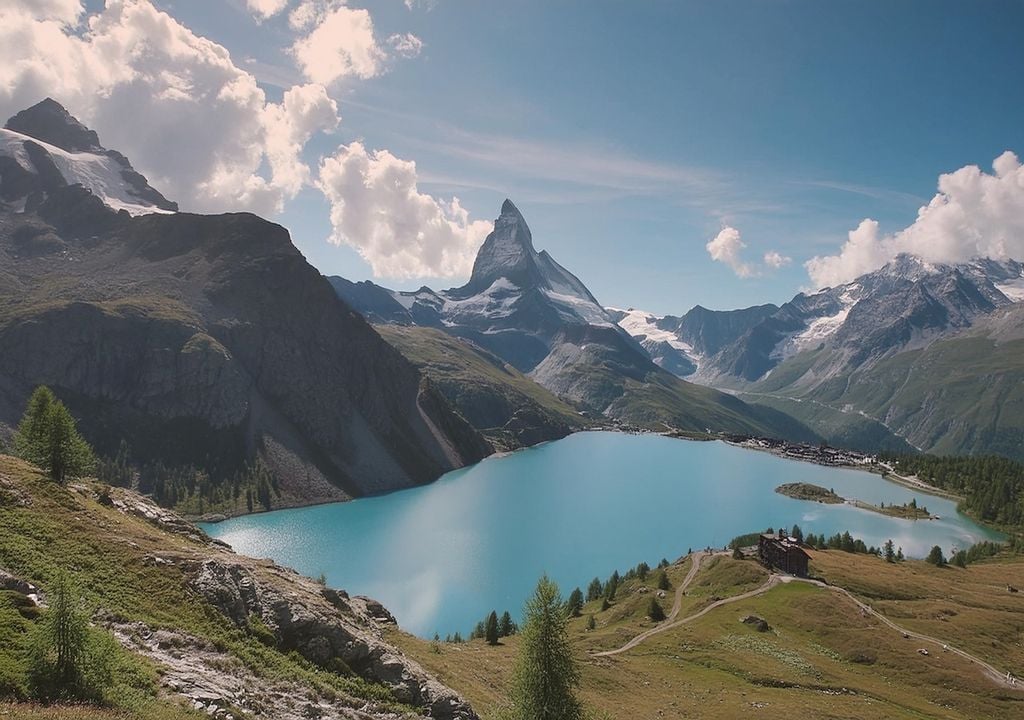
[0,100,490,511]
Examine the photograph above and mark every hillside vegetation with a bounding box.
[0,455,475,719]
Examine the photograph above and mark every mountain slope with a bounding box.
[0,100,489,512]
[374,325,585,450]
[0,454,477,719]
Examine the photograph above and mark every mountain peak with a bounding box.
[500,198,522,217]
[5,98,102,153]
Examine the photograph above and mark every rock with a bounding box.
[0,567,44,606]
[186,558,477,718]
[741,615,771,632]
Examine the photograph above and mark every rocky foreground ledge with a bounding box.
[0,456,477,720]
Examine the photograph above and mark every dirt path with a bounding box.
[593,561,1020,690]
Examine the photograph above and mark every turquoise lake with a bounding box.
[201,432,1003,638]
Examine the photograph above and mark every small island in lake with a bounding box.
[775,482,937,519]
[775,482,844,504]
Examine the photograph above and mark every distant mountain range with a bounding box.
[612,255,1024,458]
[0,99,489,511]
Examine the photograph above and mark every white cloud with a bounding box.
[706,226,790,278]
[0,0,82,23]
[263,83,340,196]
[246,0,288,21]
[706,227,756,278]
[0,0,339,216]
[805,151,1024,289]
[763,250,791,269]
[317,142,492,278]
[387,32,423,59]
[291,2,385,83]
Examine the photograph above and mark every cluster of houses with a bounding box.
[731,436,876,467]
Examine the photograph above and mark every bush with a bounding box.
[646,597,665,622]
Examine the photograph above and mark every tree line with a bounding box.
[881,452,1024,529]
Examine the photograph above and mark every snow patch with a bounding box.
[443,278,521,322]
[996,276,1024,302]
[771,284,861,360]
[543,289,613,327]
[0,128,173,216]
[614,308,693,353]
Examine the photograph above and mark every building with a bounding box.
[758,532,810,577]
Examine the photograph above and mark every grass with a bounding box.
[391,551,1024,719]
[375,325,585,449]
[0,455,413,718]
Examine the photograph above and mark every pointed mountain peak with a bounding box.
[500,198,523,217]
[5,98,102,153]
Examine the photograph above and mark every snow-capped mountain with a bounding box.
[613,254,1024,388]
[331,202,812,440]
[333,200,625,371]
[0,98,176,216]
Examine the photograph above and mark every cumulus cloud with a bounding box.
[706,227,756,277]
[290,1,385,83]
[805,151,1024,289]
[706,227,790,278]
[0,0,339,215]
[763,250,791,269]
[317,142,492,278]
[387,32,424,59]
[263,83,340,196]
[246,0,288,21]
[0,0,82,23]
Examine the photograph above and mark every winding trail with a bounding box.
[592,556,1020,690]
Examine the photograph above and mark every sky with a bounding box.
[3,1,1024,315]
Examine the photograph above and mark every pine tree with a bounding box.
[499,610,516,637]
[656,570,671,591]
[635,561,650,580]
[883,539,896,563]
[566,587,584,617]
[790,524,804,543]
[586,577,603,602]
[926,545,946,566]
[508,576,583,720]
[647,596,666,622]
[604,571,619,601]
[27,573,113,702]
[14,386,95,484]
[585,615,596,631]
[485,610,500,645]
[896,546,905,562]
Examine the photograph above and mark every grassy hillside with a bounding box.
[392,551,1024,719]
[0,455,473,719]
[375,325,586,450]
[606,371,820,442]
[748,322,1024,460]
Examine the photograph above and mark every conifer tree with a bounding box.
[586,577,603,602]
[14,386,95,484]
[499,610,517,637]
[485,610,500,645]
[566,587,584,617]
[508,576,583,720]
[647,596,666,622]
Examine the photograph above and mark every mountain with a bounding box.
[0,99,489,513]
[615,255,1024,390]
[1,97,178,215]
[607,303,779,377]
[332,202,817,442]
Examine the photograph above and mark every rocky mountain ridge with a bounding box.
[0,99,489,513]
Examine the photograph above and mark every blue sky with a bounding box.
[82,0,1024,314]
